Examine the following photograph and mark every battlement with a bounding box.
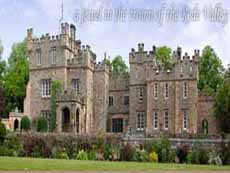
[27,23,77,47]
[173,47,200,64]
[129,43,200,66]
[94,61,110,73]
[129,43,156,64]
[66,44,96,68]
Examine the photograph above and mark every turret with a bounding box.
[27,28,33,52]
[61,23,70,35]
[193,49,200,63]
[138,43,144,52]
[129,43,155,64]
[70,24,76,40]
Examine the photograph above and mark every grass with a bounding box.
[0,157,230,171]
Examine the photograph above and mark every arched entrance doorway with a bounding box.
[14,119,19,131]
[62,107,71,132]
[76,108,80,133]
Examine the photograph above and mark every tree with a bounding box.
[50,80,62,132]
[36,116,48,132]
[111,55,128,75]
[214,78,230,133]
[0,38,3,58]
[4,40,29,115]
[198,46,223,94]
[156,46,172,69]
[20,116,31,131]
[0,121,6,144]
[0,39,6,118]
[0,38,6,84]
[225,64,230,79]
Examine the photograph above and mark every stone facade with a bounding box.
[23,23,219,136]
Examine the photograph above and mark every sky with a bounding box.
[0,0,229,66]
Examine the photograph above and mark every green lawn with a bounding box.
[0,157,230,171]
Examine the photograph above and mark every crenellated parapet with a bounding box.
[94,60,110,73]
[66,44,96,69]
[27,23,80,55]
[129,43,156,64]
[27,22,97,69]
[133,46,201,81]
[173,47,200,64]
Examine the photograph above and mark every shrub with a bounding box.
[199,148,209,164]
[220,144,230,165]
[153,138,171,162]
[149,151,158,162]
[187,148,209,164]
[176,145,189,163]
[32,145,43,158]
[88,150,96,160]
[3,133,23,156]
[57,151,69,159]
[36,116,48,132]
[132,148,149,162]
[187,150,199,164]
[104,143,113,160]
[169,149,177,163]
[0,145,15,156]
[120,144,135,161]
[76,150,88,160]
[144,141,157,153]
[0,122,6,144]
[52,147,69,159]
[20,116,31,131]
[208,151,223,165]
[111,146,120,161]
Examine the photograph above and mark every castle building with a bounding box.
[23,23,219,136]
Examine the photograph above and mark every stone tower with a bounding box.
[129,44,200,136]
[24,23,109,133]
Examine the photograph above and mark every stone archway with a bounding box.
[76,108,80,133]
[62,107,71,132]
[14,119,19,131]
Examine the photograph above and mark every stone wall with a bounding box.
[198,95,219,135]
[93,63,110,133]
[108,74,129,132]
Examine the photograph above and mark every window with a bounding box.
[137,112,145,130]
[183,110,188,130]
[51,47,56,64]
[165,83,169,99]
[202,119,208,134]
[164,111,169,130]
[36,49,41,65]
[41,79,51,97]
[112,118,123,133]
[139,87,143,102]
[154,83,158,99]
[183,82,188,98]
[72,79,80,93]
[153,112,158,129]
[109,96,114,106]
[124,96,129,105]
